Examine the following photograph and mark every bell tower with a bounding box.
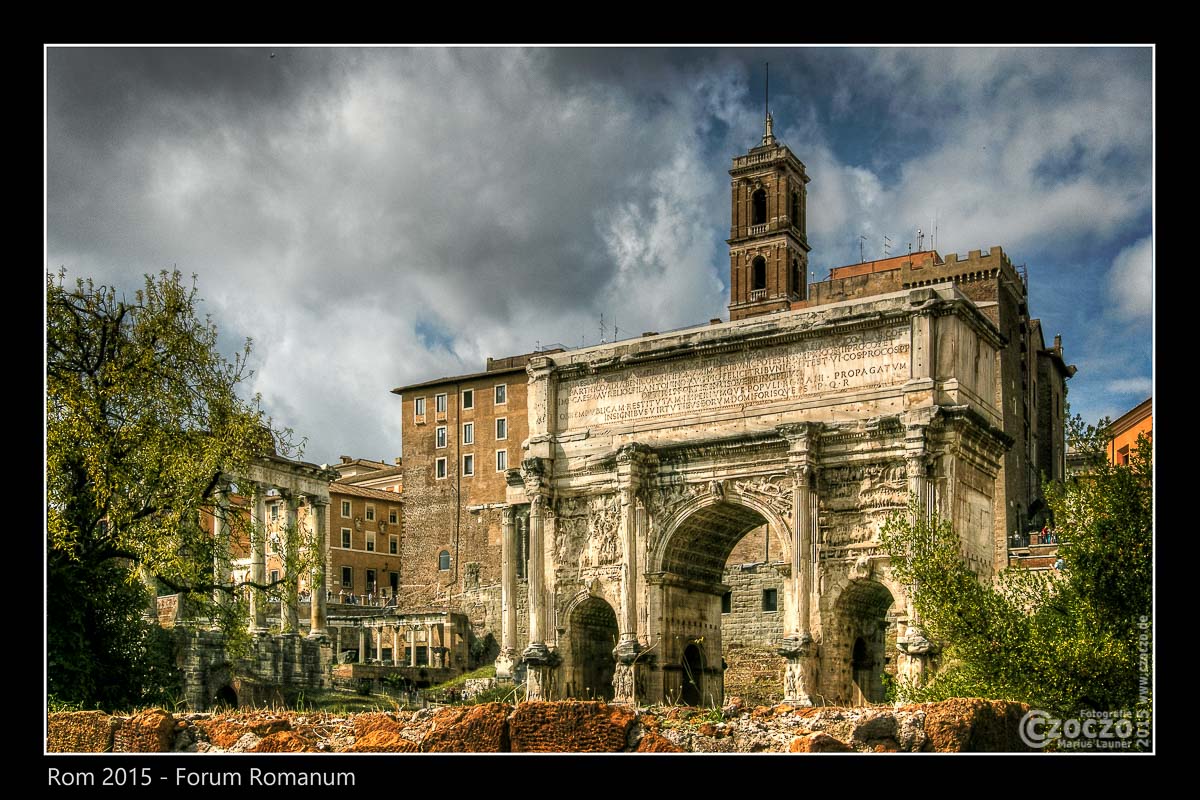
[727,111,811,321]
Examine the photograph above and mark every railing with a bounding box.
[749,223,769,236]
[749,289,768,301]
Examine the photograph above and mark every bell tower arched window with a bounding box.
[792,258,801,296]
[752,256,767,291]
[790,191,801,227]
[751,189,767,226]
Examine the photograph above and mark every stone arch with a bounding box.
[648,489,793,706]
[562,595,619,701]
[751,189,767,226]
[752,256,767,291]
[652,489,792,579]
[825,577,903,706]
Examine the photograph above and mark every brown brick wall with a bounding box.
[400,369,527,621]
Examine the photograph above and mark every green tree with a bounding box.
[46,269,292,709]
[879,423,1152,719]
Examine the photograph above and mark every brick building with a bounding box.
[390,353,551,630]
[1107,396,1152,466]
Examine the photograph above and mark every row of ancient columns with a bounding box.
[209,482,330,639]
[330,623,447,666]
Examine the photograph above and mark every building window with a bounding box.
[438,550,451,571]
[366,532,375,552]
[463,422,474,444]
[365,504,375,522]
[790,190,800,226]
[721,591,732,614]
[414,396,426,419]
[341,529,351,549]
[752,188,767,226]
[495,384,507,405]
[389,508,399,525]
[496,449,507,472]
[270,503,279,521]
[341,567,353,589]
[270,569,279,584]
[463,453,475,476]
[762,588,778,612]
[752,256,767,291]
[435,457,447,480]
[791,258,801,295]
[366,569,376,592]
[389,535,398,555]
[435,393,447,414]
[436,425,447,448]
[462,389,474,409]
[341,500,351,518]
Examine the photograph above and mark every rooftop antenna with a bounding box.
[859,234,868,263]
[934,210,939,252]
[883,235,892,258]
[599,313,608,344]
[917,227,925,251]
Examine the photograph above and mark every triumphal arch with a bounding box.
[496,283,1009,706]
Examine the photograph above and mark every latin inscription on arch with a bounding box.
[557,326,910,429]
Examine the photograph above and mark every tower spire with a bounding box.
[762,62,776,146]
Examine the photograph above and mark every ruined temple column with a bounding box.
[410,628,418,667]
[333,626,341,662]
[281,491,301,634]
[211,485,232,628]
[392,625,400,666]
[905,426,930,524]
[248,482,269,635]
[777,424,820,706]
[496,505,518,681]
[425,623,434,667]
[358,627,366,664]
[307,498,329,638]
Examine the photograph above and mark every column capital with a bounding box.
[501,504,515,524]
[777,422,822,454]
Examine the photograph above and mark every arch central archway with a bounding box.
[649,494,791,707]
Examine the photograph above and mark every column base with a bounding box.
[611,662,645,706]
[495,648,518,681]
[613,638,642,665]
[522,642,558,666]
[306,629,329,640]
[779,632,818,706]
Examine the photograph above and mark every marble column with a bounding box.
[777,423,819,706]
[425,623,434,667]
[281,492,300,634]
[409,628,417,667]
[392,625,400,666]
[248,483,268,635]
[307,499,329,638]
[496,506,518,680]
[358,627,366,664]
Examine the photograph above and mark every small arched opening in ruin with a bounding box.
[654,495,790,707]
[564,595,619,701]
[833,579,899,706]
[214,684,239,709]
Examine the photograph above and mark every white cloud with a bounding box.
[1107,236,1153,320]
[1105,377,1153,396]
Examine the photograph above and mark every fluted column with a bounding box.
[307,499,329,638]
[777,423,820,705]
[496,505,518,680]
[358,627,366,664]
[248,482,268,635]
[392,625,400,666]
[281,491,300,634]
[524,492,550,660]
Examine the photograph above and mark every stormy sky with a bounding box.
[45,47,1154,465]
